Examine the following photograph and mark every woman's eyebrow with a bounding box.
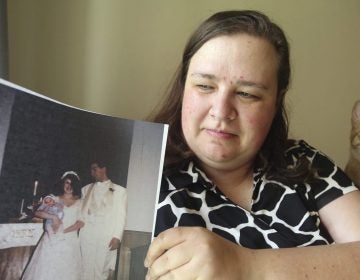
[236,80,268,90]
[190,73,217,80]
[191,72,268,90]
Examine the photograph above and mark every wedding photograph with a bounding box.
[0,81,167,280]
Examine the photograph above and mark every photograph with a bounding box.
[0,80,167,280]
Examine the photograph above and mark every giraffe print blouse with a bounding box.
[154,140,358,248]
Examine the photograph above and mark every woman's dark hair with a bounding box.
[54,173,81,198]
[149,10,311,182]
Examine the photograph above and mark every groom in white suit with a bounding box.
[79,160,127,280]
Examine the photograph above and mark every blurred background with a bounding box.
[1,0,360,168]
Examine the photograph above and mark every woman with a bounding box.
[22,171,84,280]
[145,10,360,279]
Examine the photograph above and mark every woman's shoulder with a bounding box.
[74,199,82,207]
[285,139,318,158]
[161,160,213,191]
[284,139,337,169]
[286,139,358,207]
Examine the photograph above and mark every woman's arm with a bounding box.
[63,220,85,233]
[34,210,62,232]
[319,190,360,242]
[245,240,360,280]
[34,209,56,220]
[145,227,360,280]
[145,191,360,279]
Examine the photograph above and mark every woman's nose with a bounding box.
[209,90,237,121]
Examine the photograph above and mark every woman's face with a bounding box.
[181,34,278,172]
[63,178,74,194]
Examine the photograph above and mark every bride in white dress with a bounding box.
[22,171,84,280]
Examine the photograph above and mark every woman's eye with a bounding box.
[237,91,257,99]
[196,84,214,91]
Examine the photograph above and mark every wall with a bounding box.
[6,0,360,168]
[125,121,167,232]
[0,88,13,172]
[0,0,8,78]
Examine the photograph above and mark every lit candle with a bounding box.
[20,198,24,214]
[33,180,38,196]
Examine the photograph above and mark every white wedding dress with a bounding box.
[22,199,82,280]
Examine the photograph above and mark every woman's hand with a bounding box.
[145,226,360,280]
[63,220,85,233]
[144,227,251,280]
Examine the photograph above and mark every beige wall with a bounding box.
[7,0,360,168]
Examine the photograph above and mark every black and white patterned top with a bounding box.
[155,140,358,249]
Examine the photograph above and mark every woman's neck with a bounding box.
[201,161,254,211]
[60,193,76,205]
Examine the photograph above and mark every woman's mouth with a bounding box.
[206,128,237,139]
